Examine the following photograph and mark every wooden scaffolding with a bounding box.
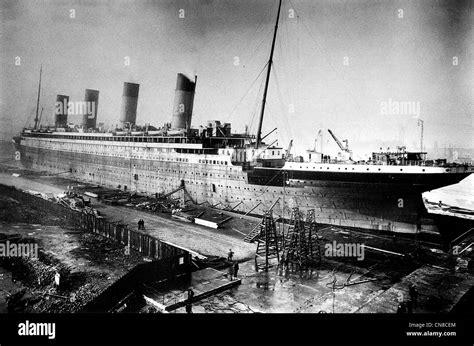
[254,210,280,272]
[281,208,321,270]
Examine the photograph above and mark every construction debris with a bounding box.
[171,209,194,223]
[0,189,148,313]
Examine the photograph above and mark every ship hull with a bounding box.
[17,141,471,235]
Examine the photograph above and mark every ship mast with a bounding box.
[255,0,282,149]
[33,65,43,130]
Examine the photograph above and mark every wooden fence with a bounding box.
[0,184,188,260]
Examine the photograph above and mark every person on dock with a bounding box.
[228,264,234,281]
[186,289,194,314]
[227,249,234,262]
[137,219,142,230]
[233,262,239,278]
[187,289,194,302]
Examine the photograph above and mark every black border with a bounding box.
[0,313,473,345]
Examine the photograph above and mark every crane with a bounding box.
[327,129,350,152]
[327,129,353,161]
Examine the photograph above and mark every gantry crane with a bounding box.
[327,129,353,160]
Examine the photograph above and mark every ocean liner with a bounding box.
[13,0,472,234]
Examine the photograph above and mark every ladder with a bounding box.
[160,186,184,199]
[243,223,262,243]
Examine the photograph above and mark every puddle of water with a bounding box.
[255,282,272,290]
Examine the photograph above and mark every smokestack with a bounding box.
[81,89,99,129]
[55,94,69,128]
[119,82,140,128]
[171,73,196,130]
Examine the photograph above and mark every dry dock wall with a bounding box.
[0,184,193,312]
[82,255,191,312]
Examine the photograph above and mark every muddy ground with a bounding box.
[0,194,146,313]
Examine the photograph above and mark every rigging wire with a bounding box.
[215,27,274,124]
[243,28,275,69]
[193,2,275,121]
[254,170,284,199]
[228,62,268,129]
[281,4,296,110]
[287,0,366,118]
[205,0,278,109]
[248,69,268,136]
[271,65,293,142]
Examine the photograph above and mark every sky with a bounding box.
[0,0,472,158]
